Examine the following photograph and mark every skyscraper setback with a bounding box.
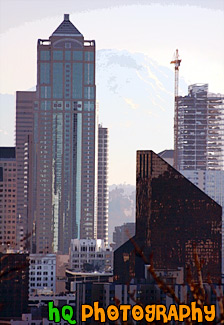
[16,14,97,253]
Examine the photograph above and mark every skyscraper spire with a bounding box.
[51,14,83,37]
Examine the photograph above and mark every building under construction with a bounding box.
[176,84,224,171]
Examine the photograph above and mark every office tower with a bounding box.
[16,92,35,251]
[176,84,224,171]
[0,147,17,251]
[114,151,222,283]
[16,14,96,254]
[0,252,29,317]
[97,125,108,244]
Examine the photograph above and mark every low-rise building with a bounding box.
[69,239,113,273]
[29,254,56,296]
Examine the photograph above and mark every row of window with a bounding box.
[30,259,55,264]
[40,50,94,62]
[30,282,54,287]
[30,271,54,275]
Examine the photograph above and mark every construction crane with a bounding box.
[170,49,181,170]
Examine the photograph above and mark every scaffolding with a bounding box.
[177,84,224,171]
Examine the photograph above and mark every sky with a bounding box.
[0,0,224,184]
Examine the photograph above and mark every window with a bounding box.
[53,63,63,98]
[40,62,50,84]
[53,50,63,60]
[40,50,50,61]
[73,51,83,61]
[85,51,94,61]
[72,63,82,99]
[65,51,71,60]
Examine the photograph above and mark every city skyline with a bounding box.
[0,3,224,322]
[0,1,223,185]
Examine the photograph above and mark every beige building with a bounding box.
[0,147,17,251]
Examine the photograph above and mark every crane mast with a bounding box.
[170,49,181,170]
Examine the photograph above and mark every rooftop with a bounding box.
[51,14,83,37]
[0,147,16,159]
[158,149,174,159]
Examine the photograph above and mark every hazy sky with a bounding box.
[0,0,224,184]
[1,0,224,94]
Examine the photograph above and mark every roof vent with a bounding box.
[64,14,69,21]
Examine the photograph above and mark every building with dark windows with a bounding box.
[97,125,109,245]
[0,253,29,317]
[0,147,17,251]
[16,14,97,254]
[114,151,222,283]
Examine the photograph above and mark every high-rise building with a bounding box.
[16,14,97,254]
[97,125,108,245]
[176,84,224,171]
[0,147,17,251]
[114,151,222,283]
[174,84,224,277]
[16,92,35,252]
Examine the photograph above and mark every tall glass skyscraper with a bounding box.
[16,14,97,253]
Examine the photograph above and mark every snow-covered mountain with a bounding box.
[96,49,187,184]
[0,49,188,183]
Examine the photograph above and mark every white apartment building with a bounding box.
[29,254,56,296]
[69,239,112,272]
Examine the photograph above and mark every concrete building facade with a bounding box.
[29,254,56,296]
[69,238,112,272]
